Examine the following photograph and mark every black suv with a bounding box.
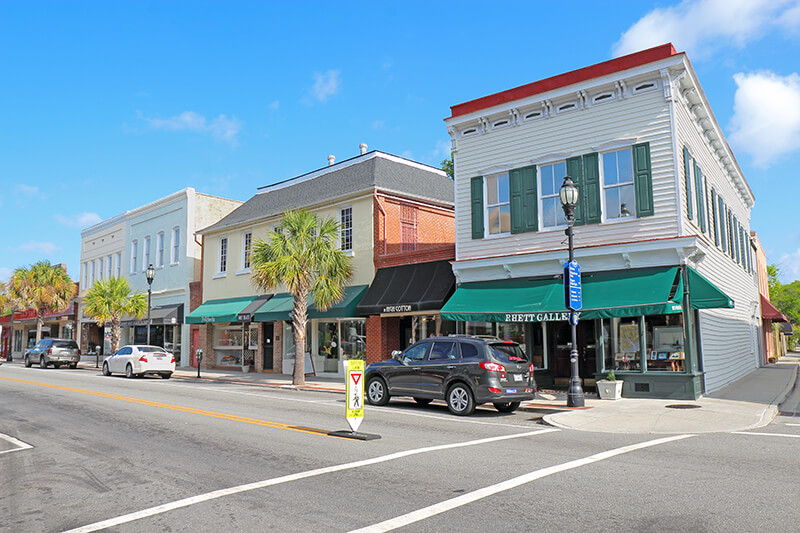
[365,336,536,416]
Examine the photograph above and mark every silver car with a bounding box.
[24,338,81,369]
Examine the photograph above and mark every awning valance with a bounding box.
[253,285,369,322]
[440,266,733,323]
[121,303,184,326]
[760,294,788,322]
[355,260,455,315]
[185,296,259,324]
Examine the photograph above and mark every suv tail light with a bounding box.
[139,356,148,363]
[170,357,175,363]
[47,348,52,355]
[479,362,506,373]
[78,349,81,355]
[529,363,534,374]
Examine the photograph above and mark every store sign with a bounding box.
[201,316,215,323]
[382,304,412,313]
[237,312,252,323]
[504,312,576,323]
[345,359,365,433]
[563,260,582,311]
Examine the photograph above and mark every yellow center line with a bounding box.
[0,376,328,436]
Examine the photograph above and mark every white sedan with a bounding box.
[103,345,175,379]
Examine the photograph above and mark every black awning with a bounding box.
[356,260,455,315]
[121,303,184,327]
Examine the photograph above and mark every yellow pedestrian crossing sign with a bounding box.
[345,359,365,432]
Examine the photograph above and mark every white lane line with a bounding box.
[349,433,695,533]
[0,433,33,455]
[62,428,559,533]
[732,431,800,438]
[785,423,800,427]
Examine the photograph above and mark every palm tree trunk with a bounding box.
[36,310,44,344]
[111,316,121,353]
[291,285,310,386]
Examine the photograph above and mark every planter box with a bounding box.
[597,379,623,400]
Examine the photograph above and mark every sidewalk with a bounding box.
[542,352,800,434]
[16,352,800,434]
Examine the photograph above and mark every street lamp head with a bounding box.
[559,175,579,219]
[145,264,155,286]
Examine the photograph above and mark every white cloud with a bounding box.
[16,241,61,256]
[311,70,341,102]
[728,71,800,166]
[269,100,280,110]
[54,212,102,229]
[612,0,797,59]
[17,184,39,195]
[0,267,11,283]
[372,120,385,129]
[778,248,800,282]
[433,139,451,159]
[144,111,242,145]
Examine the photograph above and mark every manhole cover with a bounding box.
[665,404,701,409]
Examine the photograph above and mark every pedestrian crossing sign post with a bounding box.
[346,359,365,432]
[328,358,380,441]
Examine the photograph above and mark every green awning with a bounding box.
[253,285,369,322]
[185,296,260,324]
[440,266,732,323]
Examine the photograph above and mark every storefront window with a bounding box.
[526,323,545,369]
[283,321,311,359]
[318,321,339,363]
[466,321,493,336]
[645,314,685,372]
[163,325,182,357]
[341,319,366,360]
[613,317,642,372]
[214,324,258,366]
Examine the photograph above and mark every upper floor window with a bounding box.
[90,260,96,286]
[400,204,418,252]
[242,231,252,270]
[97,258,103,281]
[115,252,121,278]
[156,231,165,267]
[485,173,511,234]
[83,262,88,287]
[106,254,112,279]
[540,163,568,228]
[171,227,180,265]
[602,148,636,220]
[340,207,353,251]
[219,236,228,274]
[143,235,151,271]
[130,240,138,274]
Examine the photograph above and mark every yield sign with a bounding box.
[345,360,365,432]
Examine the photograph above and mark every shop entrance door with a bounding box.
[549,321,597,389]
[263,323,274,371]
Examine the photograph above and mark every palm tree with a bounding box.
[82,277,147,353]
[250,209,353,386]
[8,261,77,344]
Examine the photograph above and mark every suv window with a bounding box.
[402,342,429,362]
[459,342,480,359]
[53,340,78,349]
[489,342,528,364]
[36,339,50,348]
[429,341,459,360]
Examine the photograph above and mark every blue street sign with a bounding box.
[569,312,579,326]
[564,260,582,311]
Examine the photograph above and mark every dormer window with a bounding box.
[492,119,509,129]
[524,111,542,121]
[633,81,657,94]
[593,92,614,103]
[462,128,478,137]
[557,102,577,112]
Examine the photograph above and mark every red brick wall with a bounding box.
[366,315,402,364]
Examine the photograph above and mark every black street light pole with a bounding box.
[560,176,585,408]
[145,264,155,345]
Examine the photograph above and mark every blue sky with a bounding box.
[2,0,800,283]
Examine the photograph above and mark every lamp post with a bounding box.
[559,176,585,408]
[145,264,155,345]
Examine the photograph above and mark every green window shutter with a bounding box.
[694,162,705,232]
[704,179,710,236]
[728,209,735,259]
[632,142,654,217]
[582,153,602,224]
[521,165,538,232]
[566,156,585,226]
[718,196,726,251]
[683,146,693,220]
[470,176,484,239]
[509,169,523,234]
[733,215,740,263]
[711,187,719,246]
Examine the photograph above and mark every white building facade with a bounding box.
[442,44,759,399]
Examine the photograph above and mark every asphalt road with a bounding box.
[1,362,799,532]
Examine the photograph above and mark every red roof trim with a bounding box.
[448,44,680,120]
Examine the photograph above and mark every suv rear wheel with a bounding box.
[40,356,47,369]
[25,356,32,368]
[447,383,475,416]
[367,376,390,406]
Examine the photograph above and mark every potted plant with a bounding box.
[597,369,623,400]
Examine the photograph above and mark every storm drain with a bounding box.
[665,404,702,409]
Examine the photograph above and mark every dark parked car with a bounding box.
[365,336,536,416]
[24,338,81,369]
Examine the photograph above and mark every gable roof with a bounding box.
[447,44,680,120]
[199,151,453,234]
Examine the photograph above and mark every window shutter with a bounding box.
[733,215,740,263]
[582,153,602,224]
[510,169,523,234]
[704,179,710,236]
[470,176,484,239]
[632,142,654,217]
[683,146,693,220]
[522,165,538,232]
[718,196,726,251]
[694,162,706,233]
[711,187,719,246]
[566,156,585,226]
